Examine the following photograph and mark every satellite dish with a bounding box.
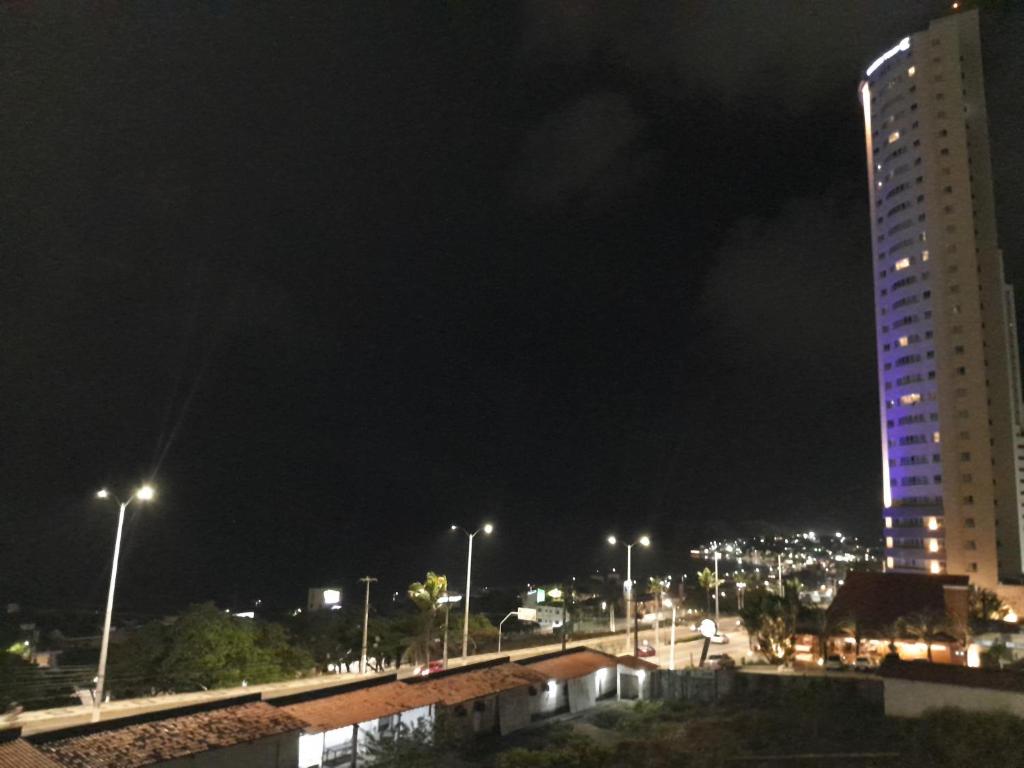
[699,618,717,639]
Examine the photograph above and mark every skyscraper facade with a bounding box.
[860,9,1024,591]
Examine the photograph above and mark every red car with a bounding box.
[418,660,444,676]
[636,642,656,658]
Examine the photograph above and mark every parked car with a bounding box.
[417,660,444,676]
[853,656,875,672]
[824,655,846,671]
[709,633,728,645]
[705,653,735,669]
[636,642,657,658]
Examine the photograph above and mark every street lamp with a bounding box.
[451,523,493,659]
[664,597,678,670]
[359,576,377,674]
[607,534,650,655]
[93,484,155,713]
[713,550,721,626]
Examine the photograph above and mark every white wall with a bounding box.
[885,678,1024,717]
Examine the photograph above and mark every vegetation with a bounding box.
[407,571,448,665]
[738,587,797,663]
[107,603,314,696]
[969,586,1010,631]
[697,568,718,615]
[897,609,957,663]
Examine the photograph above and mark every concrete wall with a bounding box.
[497,689,531,735]
[884,678,1024,718]
[163,732,299,768]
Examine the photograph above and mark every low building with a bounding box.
[795,572,970,666]
[518,648,619,717]
[307,588,342,612]
[616,655,657,700]
[31,697,305,768]
[277,678,439,768]
[405,661,548,736]
[878,657,1024,717]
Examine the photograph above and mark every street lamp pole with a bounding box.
[94,484,154,714]
[713,551,721,626]
[452,523,493,659]
[666,597,678,670]
[359,576,377,674]
[607,534,650,655]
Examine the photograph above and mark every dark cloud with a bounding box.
[521,1,944,106]
[512,92,653,209]
[700,186,874,370]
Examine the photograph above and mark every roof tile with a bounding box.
[36,703,305,768]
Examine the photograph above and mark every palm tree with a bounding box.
[898,609,953,663]
[805,609,852,662]
[648,576,668,645]
[408,572,447,665]
[697,568,718,615]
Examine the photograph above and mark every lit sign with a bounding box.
[866,37,911,77]
[699,619,718,639]
[323,589,341,605]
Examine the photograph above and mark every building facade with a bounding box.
[860,9,1024,590]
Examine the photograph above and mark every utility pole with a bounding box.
[777,554,784,596]
[713,552,721,627]
[441,593,451,669]
[359,576,377,674]
[561,582,568,652]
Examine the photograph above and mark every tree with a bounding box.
[898,610,954,663]
[697,568,719,615]
[447,612,498,655]
[969,587,1009,632]
[107,603,312,696]
[802,608,852,661]
[364,720,451,767]
[738,588,797,664]
[407,572,447,665]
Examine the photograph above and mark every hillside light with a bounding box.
[93,483,156,715]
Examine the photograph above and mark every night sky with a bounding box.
[3,1,1023,613]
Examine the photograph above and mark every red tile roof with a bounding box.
[408,663,548,705]
[0,740,62,768]
[879,657,1024,693]
[281,681,440,732]
[616,655,658,671]
[827,572,969,634]
[521,650,618,681]
[36,703,306,768]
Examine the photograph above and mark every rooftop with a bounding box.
[616,655,658,671]
[0,739,62,768]
[409,663,547,705]
[521,649,618,681]
[827,571,968,633]
[281,681,440,732]
[34,703,306,768]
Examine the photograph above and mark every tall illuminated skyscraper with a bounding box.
[860,9,1024,591]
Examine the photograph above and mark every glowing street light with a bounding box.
[451,522,493,659]
[93,484,155,713]
[607,534,650,656]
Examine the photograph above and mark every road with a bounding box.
[10,618,752,736]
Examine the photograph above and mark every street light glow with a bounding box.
[639,535,651,547]
[483,523,493,534]
[607,535,617,546]
[450,524,458,531]
[96,489,109,499]
[136,485,155,501]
